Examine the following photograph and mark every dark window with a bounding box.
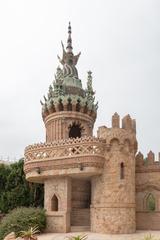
[76,100,81,112]
[51,194,58,211]
[69,122,82,138]
[120,162,124,179]
[58,99,64,111]
[67,99,72,111]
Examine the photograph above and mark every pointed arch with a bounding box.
[51,194,59,211]
[110,138,120,151]
[146,193,156,211]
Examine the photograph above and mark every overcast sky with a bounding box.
[0,0,160,161]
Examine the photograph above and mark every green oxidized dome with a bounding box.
[41,22,98,119]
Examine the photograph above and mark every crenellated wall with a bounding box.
[136,151,160,230]
[91,113,137,234]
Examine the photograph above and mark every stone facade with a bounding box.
[24,23,160,234]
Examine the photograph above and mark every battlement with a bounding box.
[136,151,160,169]
[113,112,136,132]
[98,113,136,137]
[97,113,137,153]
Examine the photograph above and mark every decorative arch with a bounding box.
[68,121,84,138]
[51,194,59,211]
[145,193,156,212]
[58,99,64,111]
[67,98,72,111]
[110,138,120,151]
[76,99,81,112]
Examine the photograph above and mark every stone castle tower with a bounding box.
[24,23,160,234]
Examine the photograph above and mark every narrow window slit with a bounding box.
[120,162,124,179]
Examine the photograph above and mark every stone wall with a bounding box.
[44,177,71,232]
[136,151,160,230]
[91,114,137,234]
[136,212,160,230]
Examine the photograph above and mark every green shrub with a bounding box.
[143,234,158,240]
[67,235,88,240]
[0,207,46,240]
[0,159,44,214]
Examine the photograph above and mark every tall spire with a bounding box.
[66,22,73,52]
[57,22,81,78]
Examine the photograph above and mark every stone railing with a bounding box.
[25,136,105,162]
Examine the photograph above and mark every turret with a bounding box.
[92,113,137,234]
[40,23,98,142]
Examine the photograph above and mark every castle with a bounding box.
[24,23,160,234]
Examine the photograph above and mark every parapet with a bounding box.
[136,150,160,169]
[112,112,120,128]
[97,113,137,153]
[122,114,136,133]
[98,113,136,134]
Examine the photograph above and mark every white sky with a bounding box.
[0,0,160,160]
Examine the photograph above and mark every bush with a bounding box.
[0,207,46,240]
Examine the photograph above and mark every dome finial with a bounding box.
[66,22,73,52]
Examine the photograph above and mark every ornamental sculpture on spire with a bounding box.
[57,22,81,78]
[40,22,98,120]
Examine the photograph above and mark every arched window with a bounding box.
[51,194,58,211]
[69,122,83,138]
[67,98,72,111]
[58,99,64,111]
[76,100,81,112]
[120,162,124,179]
[146,193,156,211]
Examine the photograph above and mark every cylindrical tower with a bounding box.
[38,23,98,233]
[91,113,137,234]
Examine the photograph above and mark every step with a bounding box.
[71,226,90,232]
[71,209,90,226]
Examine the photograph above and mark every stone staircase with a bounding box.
[71,208,90,226]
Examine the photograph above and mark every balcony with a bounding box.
[24,136,105,182]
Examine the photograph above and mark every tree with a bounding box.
[0,159,44,213]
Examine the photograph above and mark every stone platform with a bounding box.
[38,231,160,240]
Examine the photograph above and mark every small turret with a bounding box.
[136,151,144,166]
[112,112,120,128]
[147,150,155,164]
[92,113,137,234]
[122,114,132,130]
